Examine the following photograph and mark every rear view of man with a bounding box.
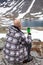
[3,19,33,65]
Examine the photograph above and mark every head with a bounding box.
[13,19,22,29]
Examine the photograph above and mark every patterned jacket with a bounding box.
[3,25,32,63]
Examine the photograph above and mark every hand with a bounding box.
[27,27,30,34]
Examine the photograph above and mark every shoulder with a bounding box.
[8,25,13,29]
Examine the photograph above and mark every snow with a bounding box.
[0,33,6,38]
[0,7,12,14]
[31,29,43,42]
[22,29,43,42]
[35,15,43,17]
[0,29,43,42]
[30,12,43,20]
[38,17,43,20]
[17,0,35,19]
[0,0,43,20]
[11,0,24,13]
[30,12,42,16]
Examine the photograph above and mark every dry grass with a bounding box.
[31,42,43,56]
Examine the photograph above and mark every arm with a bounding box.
[21,33,32,46]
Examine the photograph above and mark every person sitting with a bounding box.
[3,19,33,65]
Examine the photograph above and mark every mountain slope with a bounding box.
[0,0,43,19]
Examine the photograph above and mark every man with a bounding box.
[3,19,33,65]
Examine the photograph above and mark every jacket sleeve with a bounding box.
[21,34,32,45]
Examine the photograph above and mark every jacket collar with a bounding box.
[12,25,21,32]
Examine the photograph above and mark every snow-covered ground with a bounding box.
[22,29,43,42]
[0,33,6,38]
[31,29,43,42]
[0,29,43,42]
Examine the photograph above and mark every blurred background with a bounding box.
[0,0,43,48]
[0,1,43,65]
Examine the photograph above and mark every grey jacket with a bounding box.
[3,25,32,63]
